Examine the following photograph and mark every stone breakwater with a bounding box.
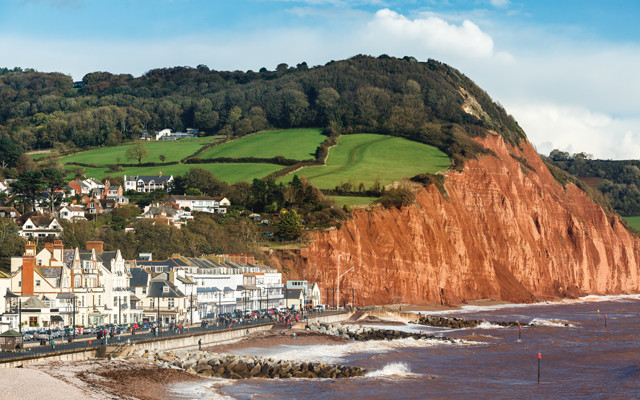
[142,349,367,379]
[307,322,459,342]
[414,315,531,329]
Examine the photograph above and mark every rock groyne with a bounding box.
[144,349,367,379]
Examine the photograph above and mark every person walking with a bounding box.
[198,338,202,351]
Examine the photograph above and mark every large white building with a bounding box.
[124,173,174,193]
[167,195,230,214]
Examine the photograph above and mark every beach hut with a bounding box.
[0,329,24,351]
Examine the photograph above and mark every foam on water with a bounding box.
[530,318,574,328]
[233,337,478,364]
[407,294,640,317]
[365,362,419,379]
[168,379,235,400]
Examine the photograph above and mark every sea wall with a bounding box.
[271,135,640,305]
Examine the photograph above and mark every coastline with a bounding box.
[7,295,635,399]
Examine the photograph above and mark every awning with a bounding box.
[56,293,76,299]
[51,315,64,321]
[4,290,18,298]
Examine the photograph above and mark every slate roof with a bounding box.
[63,250,75,269]
[37,267,62,279]
[284,289,303,300]
[98,251,117,272]
[127,175,173,183]
[148,280,184,298]
[129,268,149,287]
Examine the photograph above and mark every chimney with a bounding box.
[53,240,64,262]
[22,241,36,295]
[86,241,104,254]
[45,242,54,253]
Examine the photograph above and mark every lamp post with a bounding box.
[18,298,22,333]
[335,255,354,310]
[118,295,121,325]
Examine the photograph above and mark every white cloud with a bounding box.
[365,9,497,59]
[489,0,510,8]
[507,103,640,159]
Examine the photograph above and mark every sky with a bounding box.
[1,0,639,160]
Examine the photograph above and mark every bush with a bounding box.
[377,187,415,208]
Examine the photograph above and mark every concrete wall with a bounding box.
[0,347,100,368]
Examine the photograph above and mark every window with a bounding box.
[150,298,155,308]
[35,280,40,286]
[142,287,147,294]
[29,317,38,327]
[18,281,21,287]
[114,297,118,307]
[163,286,169,293]
[98,295,101,306]
[168,299,174,308]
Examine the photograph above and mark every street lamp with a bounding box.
[335,255,354,310]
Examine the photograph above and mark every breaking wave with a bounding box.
[530,318,574,328]
[365,362,419,378]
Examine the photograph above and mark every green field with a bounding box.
[326,196,379,207]
[61,138,217,166]
[72,163,284,184]
[198,129,325,160]
[279,134,450,189]
[623,216,640,231]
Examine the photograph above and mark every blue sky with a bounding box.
[1,0,639,159]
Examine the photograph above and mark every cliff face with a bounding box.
[271,135,640,305]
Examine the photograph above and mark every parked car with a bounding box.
[22,331,34,341]
[34,330,51,340]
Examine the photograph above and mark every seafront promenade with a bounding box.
[0,310,349,367]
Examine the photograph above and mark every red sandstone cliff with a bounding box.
[270,134,640,305]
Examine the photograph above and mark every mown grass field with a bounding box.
[70,163,283,184]
[198,128,325,160]
[326,196,379,207]
[623,216,640,231]
[60,138,217,166]
[279,134,450,189]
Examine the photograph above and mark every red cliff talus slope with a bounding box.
[271,135,640,305]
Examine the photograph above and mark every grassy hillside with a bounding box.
[623,216,640,231]
[279,134,450,189]
[61,137,217,166]
[71,163,283,184]
[198,128,324,160]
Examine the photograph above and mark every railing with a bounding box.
[0,309,347,362]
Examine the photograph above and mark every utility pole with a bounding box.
[118,295,121,325]
[18,298,22,333]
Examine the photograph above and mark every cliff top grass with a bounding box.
[198,128,325,161]
[60,137,217,166]
[278,134,450,189]
[70,162,283,184]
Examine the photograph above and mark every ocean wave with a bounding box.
[407,294,640,316]
[235,337,479,364]
[365,362,419,378]
[530,318,573,328]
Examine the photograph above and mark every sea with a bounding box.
[167,295,640,399]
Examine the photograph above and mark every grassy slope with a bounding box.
[326,196,378,206]
[279,134,450,189]
[198,128,325,160]
[61,138,217,166]
[623,216,640,231]
[73,163,283,184]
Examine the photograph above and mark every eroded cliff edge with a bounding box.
[270,134,640,305]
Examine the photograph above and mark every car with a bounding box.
[22,331,34,341]
[34,330,51,340]
[314,305,325,312]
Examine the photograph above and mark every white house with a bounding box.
[124,174,174,193]
[167,195,230,214]
[17,214,63,238]
[57,205,86,221]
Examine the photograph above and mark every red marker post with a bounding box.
[605,314,607,327]
[518,324,522,340]
[537,352,542,383]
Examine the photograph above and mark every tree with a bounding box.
[125,142,148,165]
[0,217,25,272]
[0,138,21,169]
[278,209,303,240]
[174,168,227,196]
[10,171,45,212]
[41,168,67,214]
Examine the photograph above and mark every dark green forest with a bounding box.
[0,55,525,170]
